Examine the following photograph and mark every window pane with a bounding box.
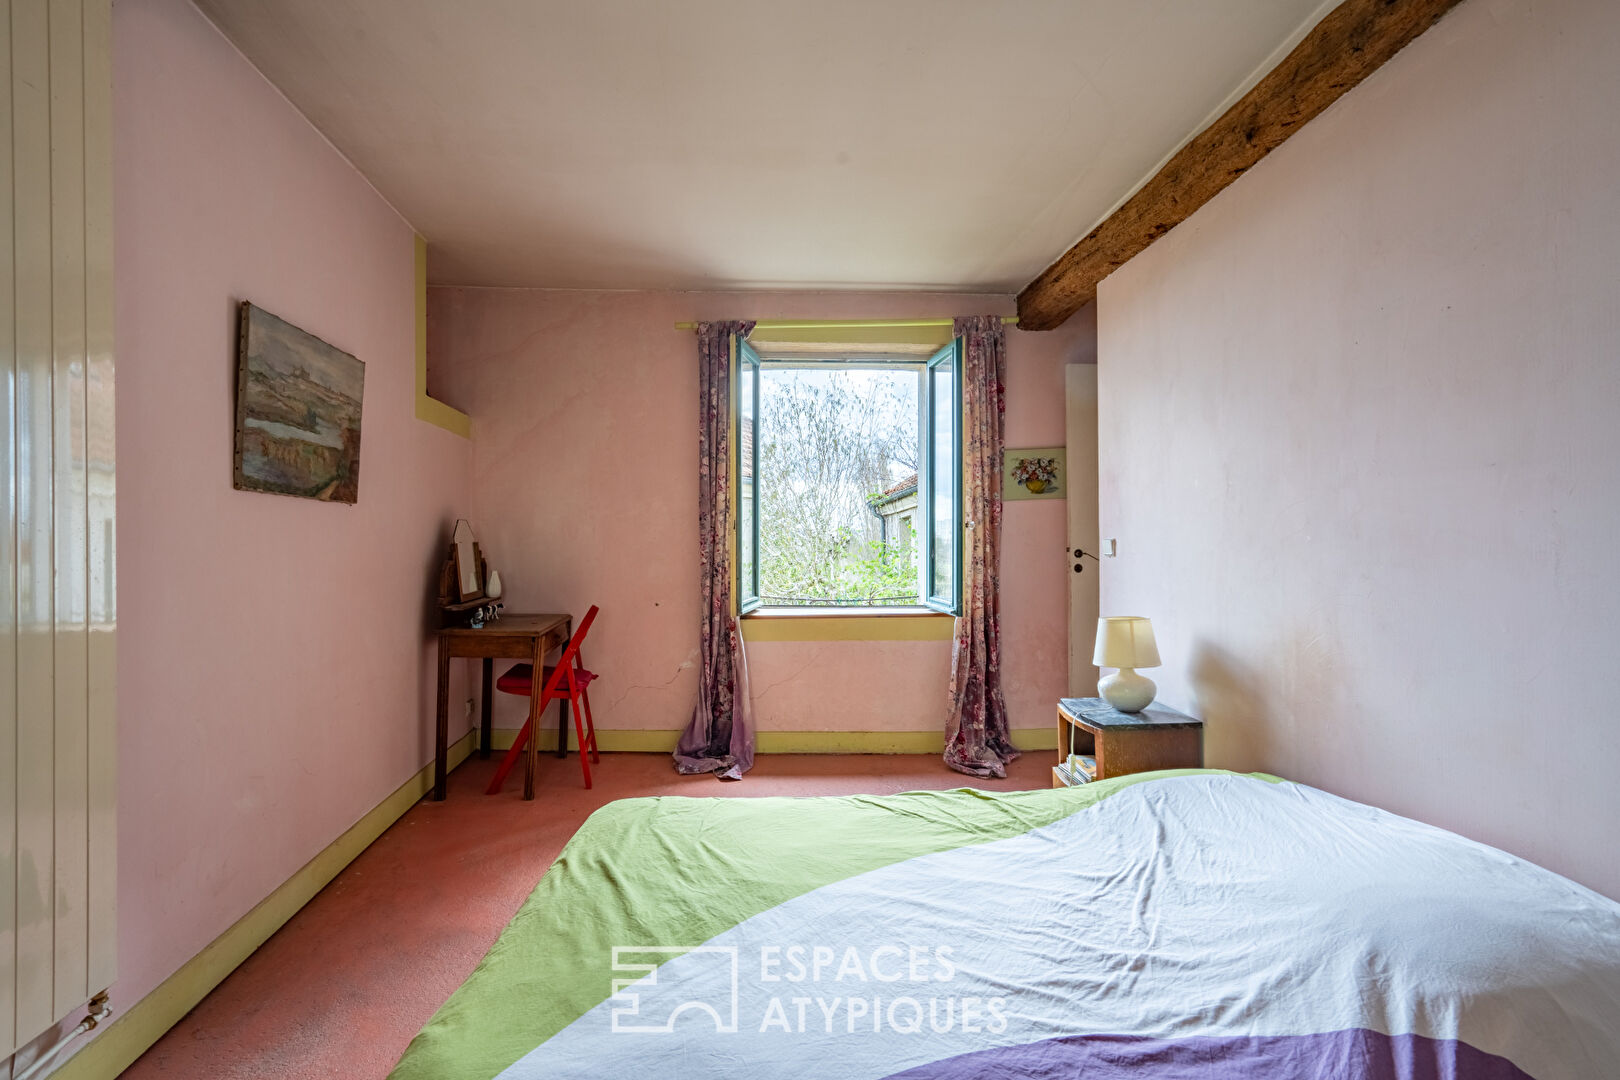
[929,363,955,602]
[757,366,919,606]
[738,360,755,603]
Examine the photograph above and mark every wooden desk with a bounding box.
[435,613,571,801]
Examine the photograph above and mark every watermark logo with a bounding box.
[609,944,1007,1037]
[610,946,740,1033]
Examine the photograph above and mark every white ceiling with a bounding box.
[194,0,1330,291]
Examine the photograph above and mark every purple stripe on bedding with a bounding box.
[880,1029,1533,1080]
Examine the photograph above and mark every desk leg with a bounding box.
[433,638,451,800]
[479,659,494,759]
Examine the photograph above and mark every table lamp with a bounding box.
[1093,616,1161,713]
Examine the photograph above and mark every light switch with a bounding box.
[1103,538,1117,557]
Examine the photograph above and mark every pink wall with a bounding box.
[112,0,471,1023]
[428,289,1094,740]
[1097,0,1620,896]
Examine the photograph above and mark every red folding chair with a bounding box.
[486,606,600,793]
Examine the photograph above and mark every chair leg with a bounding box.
[485,714,534,795]
[581,686,599,762]
[570,690,593,789]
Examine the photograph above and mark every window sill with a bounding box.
[739,608,955,642]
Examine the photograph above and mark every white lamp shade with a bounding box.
[1093,616,1161,669]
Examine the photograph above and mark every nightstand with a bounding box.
[1053,697,1204,788]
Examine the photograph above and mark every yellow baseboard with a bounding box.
[485,727,1060,754]
[758,728,1058,753]
[485,727,683,753]
[49,731,477,1080]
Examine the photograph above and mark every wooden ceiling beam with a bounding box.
[1016,0,1467,331]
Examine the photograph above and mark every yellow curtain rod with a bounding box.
[673,317,1019,331]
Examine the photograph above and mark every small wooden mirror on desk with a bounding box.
[1053,697,1203,788]
[438,519,502,629]
[432,521,571,801]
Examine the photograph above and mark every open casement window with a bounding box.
[736,337,762,613]
[732,334,961,613]
[919,339,963,614]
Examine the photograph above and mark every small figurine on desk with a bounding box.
[469,601,504,628]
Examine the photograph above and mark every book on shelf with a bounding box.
[1055,755,1096,786]
[1063,720,1096,783]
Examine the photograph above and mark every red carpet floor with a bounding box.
[118,751,1048,1079]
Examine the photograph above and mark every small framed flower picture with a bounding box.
[1004,447,1065,500]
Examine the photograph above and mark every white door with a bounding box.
[1065,365,1100,698]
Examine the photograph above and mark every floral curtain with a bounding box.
[944,315,1018,778]
[674,320,757,780]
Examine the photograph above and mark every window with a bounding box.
[736,338,961,615]
[922,340,962,610]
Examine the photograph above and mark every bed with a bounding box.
[389,769,1620,1079]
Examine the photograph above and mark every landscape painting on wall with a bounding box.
[233,302,365,503]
